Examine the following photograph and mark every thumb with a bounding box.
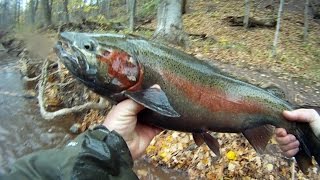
[283,109,320,138]
[283,109,316,123]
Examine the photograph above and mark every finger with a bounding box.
[154,127,163,135]
[137,123,162,139]
[284,109,320,138]
[275,134,297,145]
[115,99,145,115]
[283,109,318,123]
[151,84,161,89]
[275,128,287,137]
[279,140,300,152]
[282,148,299,158]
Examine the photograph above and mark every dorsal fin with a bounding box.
[261,82,286,99]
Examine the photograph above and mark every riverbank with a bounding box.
[1,0,320,178]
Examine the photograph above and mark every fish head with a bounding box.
[54,32,142,98]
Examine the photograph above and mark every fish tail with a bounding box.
[293,122,320,174]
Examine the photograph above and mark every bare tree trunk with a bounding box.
[244,0,250,28]
[128,0,136,32]
[106,0,111,19]
[14,0,17,23]
[272,0,284,57]
[126,0,130,13]
[41,0,52,26]
[1,0,9,26]
[14,0,20,24]
[63,0,70,23]
[153,0,188,47]
[101,0,111,19]
[17,0,20,24]
[182,0,187,14]
[304,0,309,42]
[30,0,39,25]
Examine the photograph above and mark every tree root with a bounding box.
[38,59,110,120]
[22,74,41,82]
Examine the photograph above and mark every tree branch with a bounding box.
[22,74,40,82]
[38,59,110,120]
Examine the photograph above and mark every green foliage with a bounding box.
[87,14,106,23]
[138,0,158,18]
[82,5,99,13]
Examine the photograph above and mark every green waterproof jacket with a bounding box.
[1,126,139,180]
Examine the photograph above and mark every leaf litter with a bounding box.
[138,0,320,179]
[41,0,320,178]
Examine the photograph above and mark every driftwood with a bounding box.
[23,74,40,82]
[38,59,110,120]
[137,26,214,41]
[224,16,276,28]
[57,19,125,33]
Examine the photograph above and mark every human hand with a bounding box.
[103,86,162,160]
[275,109,320,157]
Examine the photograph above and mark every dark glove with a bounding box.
[1,125,138,180]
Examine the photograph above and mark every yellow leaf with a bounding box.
[226,150,237,160]
[159,151,167,159]
[266,163,274,172]
[166,136,173,142]
[146,145,156,154]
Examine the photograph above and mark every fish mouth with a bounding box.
[54,41,86,78]
[54,37,115,98]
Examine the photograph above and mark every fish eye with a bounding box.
[83,41,95,51]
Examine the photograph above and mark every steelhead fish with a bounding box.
[55,32,320,173]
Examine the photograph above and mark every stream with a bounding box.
[0,51,74,174]
[0,51,187,179]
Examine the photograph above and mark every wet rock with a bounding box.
[70,123,81,134]
[0,43,6,52]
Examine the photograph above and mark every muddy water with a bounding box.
[0,52,187,179]
[0,52,74,173]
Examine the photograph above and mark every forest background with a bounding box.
[1,0,320,179]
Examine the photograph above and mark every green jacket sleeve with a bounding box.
[1,125,139,180]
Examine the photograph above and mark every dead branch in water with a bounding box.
[22,74,41,82]
[38,59,110,120]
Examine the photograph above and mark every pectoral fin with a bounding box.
[242,125,274,154]
[192,132,220,157]
[124,88,180,117]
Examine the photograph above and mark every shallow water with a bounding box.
[0,52,74,173]
[0,51,187,179]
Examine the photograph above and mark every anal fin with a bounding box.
[242,125,274,154]
[192,133,204,146]
[192,132,220,157]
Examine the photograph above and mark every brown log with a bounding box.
[224,16,276,28]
